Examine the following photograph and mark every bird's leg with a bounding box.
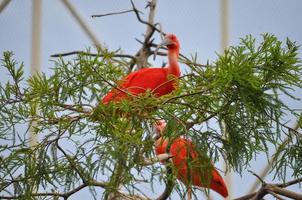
[187,187,192,200]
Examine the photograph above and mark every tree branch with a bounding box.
[57,103,92,114]
[56,141,88,182]
[130,0,158,71]
[276,177,302,188]
[141,153,173,166]
[0,181,107,199]
[267,191,286,200]
[130,0,161,34]
[271,187,302,200]
[91,9,141,18]
[50,50,135,60]
[234,176,302,200]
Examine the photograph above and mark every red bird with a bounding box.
[102,34,181,104]
[154,120,228,199]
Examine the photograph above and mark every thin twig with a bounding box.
[248,170,266,185]
[89,64,135,100]
[92,9,141,18]
[58,104,92,114]
[130,0,160,33]
[162,88,210,105]
[50,50,135,60]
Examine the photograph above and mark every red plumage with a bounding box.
[154,120,228,198]
[102,34,180,104]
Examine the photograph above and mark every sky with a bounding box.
[0,0,302,199]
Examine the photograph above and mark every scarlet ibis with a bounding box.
[102,34,180,104]
[154,120,228,199]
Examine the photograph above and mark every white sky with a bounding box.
[0,0,302,199]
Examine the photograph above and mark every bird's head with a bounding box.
[152,119,167,140]
[154,33,180,59]
[162,33,180,50]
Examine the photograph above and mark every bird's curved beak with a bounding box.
[153,38,172,60]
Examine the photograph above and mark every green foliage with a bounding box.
[0,34,301,199]
[172,34,302,175]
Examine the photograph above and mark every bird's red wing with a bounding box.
[116,69,140,89]
[189,144,229,197]
[172,138,198,161]
[117,68,169,93]
[102,68,169,104]
[102,70,140,104]
[170,138,215,185]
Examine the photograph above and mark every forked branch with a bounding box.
[233,173,302,200]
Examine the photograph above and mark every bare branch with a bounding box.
[1,97,23,106]
[276,177,302,188]
[50,50,135,60]
[248,170,266,186]
[234,175,302,200]
[130,0,161,34]
[138,38,209,68]
[130,0,158,71]
[0,181,107,199]
[267,191,286,200]
[92,9,141,18]
[271,187,302,200]
[58,104,92,114]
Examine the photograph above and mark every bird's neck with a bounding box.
[167,49,180,77]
